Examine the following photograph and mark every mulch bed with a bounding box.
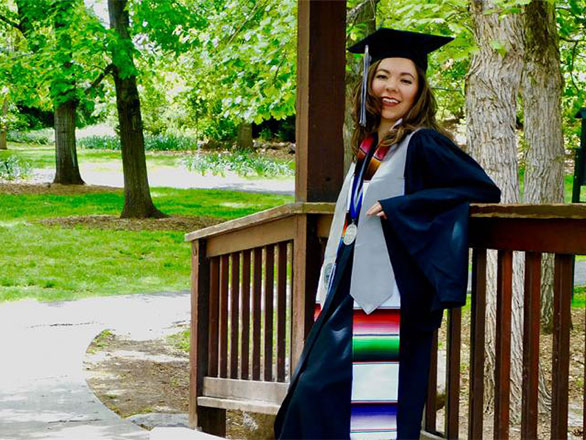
[0,182,121,195]
[38,214,222,232]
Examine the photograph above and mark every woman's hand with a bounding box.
[366,202,387,220]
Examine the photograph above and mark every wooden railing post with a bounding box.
[188,240,208,425]
[189,239,226,436]
[469,248,487,439]
[494,250,513,440]
[291,214,322,374]
[295,0,345,203]
[551,254,573,440]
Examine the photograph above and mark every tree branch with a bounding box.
[347,0,379,26]
[0,13,22,32]
[560,36,586,44]
[568,40,580,93]
[85,63,114,94]
[223,0,270,48]
[346,0,379,45]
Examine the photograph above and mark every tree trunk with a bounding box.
[522,0,565,334]
[521,0,565,411]
[237,122,253,149]
[0,96,7,150]
[343,0,378,172]
[108,0,164,219]
[466,0,525,421]
[51,0,83,185]
[53,100,83,184]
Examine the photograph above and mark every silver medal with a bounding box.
[343,223,358,245]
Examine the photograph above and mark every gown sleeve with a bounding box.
[378,129,501,311]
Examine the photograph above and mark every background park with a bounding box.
[0,0,584,439]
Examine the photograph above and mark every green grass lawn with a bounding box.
[573,286,586,308]
[0,186,292,302]
[1,143,182,169]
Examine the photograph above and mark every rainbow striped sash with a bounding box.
[351,304,400,440]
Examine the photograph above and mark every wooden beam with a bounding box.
[296,0,346,202]
[203,377,288,403]
[189,240,210,429]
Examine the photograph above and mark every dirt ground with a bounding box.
[84,329,276,439]
[84,330,191,419]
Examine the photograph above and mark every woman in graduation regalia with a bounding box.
[274,29,501,440]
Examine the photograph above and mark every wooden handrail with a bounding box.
[185,202,334,242]
[186,203,586,244]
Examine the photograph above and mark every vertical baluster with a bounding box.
[446,307,461,439]
[287,242,294,381]
[469,248,487,439]
[495,250,513,440]
[551,254,572,440]
[219,255,229,378]
[252,248,262,380]
[425,330,439,433]
[277,242,288,382]
[230,252,240,379]
[241,250,251,380]
[208,257,220,377]
[522,252,541,439]
[264,245,275,381]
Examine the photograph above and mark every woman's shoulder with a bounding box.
[409,127,456,149]
[408,127,477,165]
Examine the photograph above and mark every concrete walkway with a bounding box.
[0,292,195,440]
[31,166,295,196]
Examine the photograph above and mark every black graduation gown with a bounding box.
[274,129,501,440]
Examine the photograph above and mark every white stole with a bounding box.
[316,131,415,314]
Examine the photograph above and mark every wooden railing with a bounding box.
[186,202,586,439]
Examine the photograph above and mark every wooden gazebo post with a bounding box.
[291,0,347,370]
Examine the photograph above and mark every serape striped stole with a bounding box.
[351,305,400,440]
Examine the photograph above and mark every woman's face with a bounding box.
[371,57,419,126]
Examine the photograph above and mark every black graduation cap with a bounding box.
[348,28,454,126]
[348,28,454,72]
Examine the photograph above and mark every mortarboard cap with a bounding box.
[349,29,454,126]
[348,28,454,72]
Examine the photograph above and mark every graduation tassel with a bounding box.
[359,44,371,127]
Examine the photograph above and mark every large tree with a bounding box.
[107,0,164,218]
[3,0,109,184]
[466,0,525,424]
[522,0,567,334]
[50,0,83,185]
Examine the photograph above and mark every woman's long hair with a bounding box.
[350,59,451,155]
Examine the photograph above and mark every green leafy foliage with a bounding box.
[0,154,31,180]
[6,129,53,145]
[182,150,294,178]
[133,0,297,143]
[78,134,197,151]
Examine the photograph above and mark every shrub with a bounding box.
[0,155,32,180]
[7,130,53,145]
[182,150,294,178]
[144,134,195,151]
[78,135,121,150]
[79,134,197,151]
